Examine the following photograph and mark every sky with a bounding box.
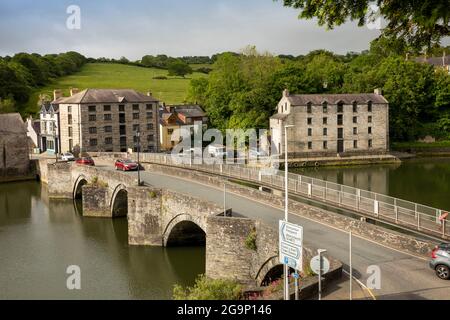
[0,0,386,59]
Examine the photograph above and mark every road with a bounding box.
[103,164,450,299]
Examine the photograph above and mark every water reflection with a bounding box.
[0,181,204,299]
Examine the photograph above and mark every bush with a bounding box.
[244,228,257,251]
[173,275,243,300]
[153,76,168,80]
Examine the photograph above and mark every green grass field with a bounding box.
[25,63,207,114]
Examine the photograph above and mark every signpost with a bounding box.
[279,220,303,300]
[310,250,330,300]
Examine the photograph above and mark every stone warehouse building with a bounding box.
[53,89,160,153]
[0,113,30,181]
[270,89,389,157]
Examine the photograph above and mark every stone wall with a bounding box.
[0,133,31,183]
[47,162,73,198]
[82,185,111,217]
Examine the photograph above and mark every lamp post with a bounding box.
[283,124,295,301]
[53,119,58,163]
[135,129,141,186]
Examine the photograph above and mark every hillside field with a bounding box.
[25,63,208,114]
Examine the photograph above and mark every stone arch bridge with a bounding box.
[43,161,290,286]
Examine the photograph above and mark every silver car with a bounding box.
[429,243,450,280]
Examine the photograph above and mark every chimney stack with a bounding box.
[374,88,383,95]
[282,88,290,98]
[53,89,62,101]
[147,91,152,97]
[70,88,79,96]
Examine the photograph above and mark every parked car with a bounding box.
[75,157,95,166]
[61,152,75,161]
[115,159,139,171]
[429,243,450,280]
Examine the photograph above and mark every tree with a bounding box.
[167,60,193,78]
[0,97,16,114]
[279,0,450,50]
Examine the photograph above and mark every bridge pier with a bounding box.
[47,163,73,199]
[82,185,111,217]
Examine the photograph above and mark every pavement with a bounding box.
[98,164,450,299]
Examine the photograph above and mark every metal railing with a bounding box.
[132,153,450,239]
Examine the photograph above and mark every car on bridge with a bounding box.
[115,159,139,171]
[61,152,75,161]
[75,157,95,166]
[430,243,450,280]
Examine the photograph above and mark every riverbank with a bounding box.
[392,141,450,157]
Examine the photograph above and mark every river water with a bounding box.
[1,157,450,299]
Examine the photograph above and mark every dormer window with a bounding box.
[337,102,344,113]
[322,102,328,113]
[368,101,373,112]
[307,102,312,114]
[352,102,358,113]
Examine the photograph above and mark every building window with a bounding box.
[307,102,312,113]
[368,101,373,112]
[323,141,328,150]
[368,127,372,134]
[308,142,313,150]
[133,113,140,120]
[147,123,154,130]
[105,126,112,133]
[89,115,96,121]
[337,114,343,125]
[68,127,73,137]
[104,114,112,121]
[353,102,358,113]
[119,105,125,112]
[353,116,358,124]
[147,135,154,142]
[104,105,111,112]
[322,102,328,113]
[105,137,113,145]
[88,105,96,112]
[337,102,344,113]
[68,114,72,125]
[120,125,126,135]
[146,104,153,110]
[133,104,140,111]
[368,116,373,123]
[307,117,312,125]
[89,139,97,146]
[120,137,127,146]
[368,139,373,148]
[133,124,140,132]
[323,117,327,125]
[323,128,327,136]
[353,127,358,135]
[168,128,174,135]
[308,128,312,136]
[68,106,72,113]
[89,127,97,134]
[353,140,358,149]
[147,112,153,119]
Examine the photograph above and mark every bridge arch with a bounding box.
[110,184,128,217]
[255,256,283,286]
[73,175,88,199]
[163,213,206,247]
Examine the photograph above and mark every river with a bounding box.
[1,157,450,299]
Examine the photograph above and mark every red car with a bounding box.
[115,159,139,171]
[75,157,95,166]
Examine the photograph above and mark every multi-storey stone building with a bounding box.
[53,89,160,154]
[270,89,389,157]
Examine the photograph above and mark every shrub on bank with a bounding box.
[173,274,243,300]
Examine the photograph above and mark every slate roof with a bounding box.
[0,113,27,134]
[52,89,158,104]
[168,105,206,118]
[287,93,388,105]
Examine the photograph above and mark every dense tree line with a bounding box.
[0,51,86,114]
[187,43,450,142]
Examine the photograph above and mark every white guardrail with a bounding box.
[129,153,449,239]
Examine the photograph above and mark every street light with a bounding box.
[135,129,141,186]
[53,119,58,163]
[283,124,295,301]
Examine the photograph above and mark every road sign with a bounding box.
[310,255,330,275]
[279,220,303,271]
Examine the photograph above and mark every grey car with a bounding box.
[429,243,450,280]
